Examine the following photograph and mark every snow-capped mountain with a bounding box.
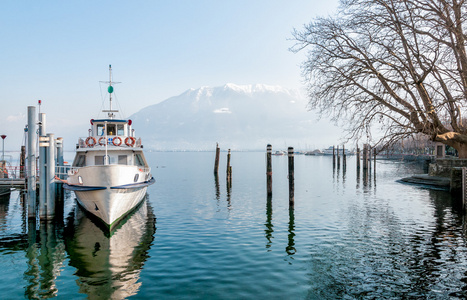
[130,83,330,151]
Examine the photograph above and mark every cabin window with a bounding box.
[107,124,116,136]
[135,154,145,166]
[118,155,127,165]
[95,156,104,165]
[117,124,124,136]
[73,154,86,167]
[134,174,139,182]
[97,124,105,136]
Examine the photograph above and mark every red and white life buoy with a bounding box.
[85,136,97,147]
[125,136,136,147]
[112,136,122,146]
[98,137,107,146]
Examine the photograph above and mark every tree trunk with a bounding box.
[434,132,467,158]
[454,144,467,159]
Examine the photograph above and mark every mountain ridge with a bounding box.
[130,83,335,151]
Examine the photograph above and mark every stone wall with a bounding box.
[429,158,467,177]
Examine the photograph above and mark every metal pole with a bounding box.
[1,135,5,161]
[27,106,37,219]
[39,113,47,219]
[104,121,108,165]
[46,133,55,219]
[56,138,64,179]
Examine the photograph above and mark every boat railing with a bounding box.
[66,165,150,176]
[55,165,72,180]
[77,136,143,149]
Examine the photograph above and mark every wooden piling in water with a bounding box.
[332,146,335,166]
[363,144,368,170]
[356,146,360,171]
[226,149,232,185]
[337,145,340,167]
[20,146,26,178]
[288,147,294,207]
[373,148,376,172]
[343,145,346,166]
[266,144,272,196]
[214,143,220,175]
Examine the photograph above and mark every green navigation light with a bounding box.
[108,86,114,94]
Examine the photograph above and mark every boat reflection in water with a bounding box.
[64,195,156,299]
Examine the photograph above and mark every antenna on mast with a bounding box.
[100,64,120,119]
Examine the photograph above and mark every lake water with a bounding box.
[1,151,467,299]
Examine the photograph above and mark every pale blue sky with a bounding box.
[0,0,339,150]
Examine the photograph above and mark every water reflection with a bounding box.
[25,219,66,298]
[356,166,360,190]
[363,168,369,189]
[286,207,296,256]
[64,197,156,299]
[214,174,220,201]
[15,193,156,300]
[226,177,232,209]
[264,195,273,250]
[0,190,11,228]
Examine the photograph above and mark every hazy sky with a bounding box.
[1,0,340,150]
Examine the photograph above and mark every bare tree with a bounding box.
[292,0,467,157]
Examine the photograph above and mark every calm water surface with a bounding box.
[1,152,467,299]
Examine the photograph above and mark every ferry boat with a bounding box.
[64,66,155,228]
[322,146,354,155]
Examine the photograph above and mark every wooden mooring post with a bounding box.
[20,145,25,178]
[337,145,340,167]
[288,147,294,207]
[332,146,336,166]
[266,144,272,196]
[362,144,369,170]
[226,149,232,186]
[356,146,360,171]
[343,145,346,166]
[214,143,220,175]
[373,148,377,172]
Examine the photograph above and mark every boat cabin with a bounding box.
[91,119,133,137]
[72,118,149,169]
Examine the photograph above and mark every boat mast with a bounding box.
[101,64,120,119]
[109,65,113,116]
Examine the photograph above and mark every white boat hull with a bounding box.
[74,186,148,226]
[65,165,154,227]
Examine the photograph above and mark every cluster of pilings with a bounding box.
[214,143,232,187]
[355,144,376,172]
[26,106,66,220]
[329,144,377,173]
[331,145,348,170]
[266,144,295,207]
